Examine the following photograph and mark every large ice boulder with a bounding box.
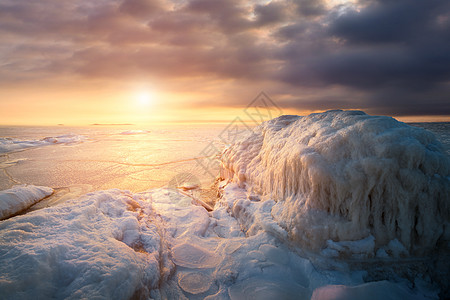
[220,110,450,255]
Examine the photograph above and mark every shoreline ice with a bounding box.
[0,185,53,220]
[0,110,449,299]
[0,134,86,154]
[0,185,441,299]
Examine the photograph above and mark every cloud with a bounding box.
[253,1,289,26]
[294,0,326,17]
[119,0,166,17]
[0,0,449,116]
[277,0,450,115]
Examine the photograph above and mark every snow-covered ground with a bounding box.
[0,111,449,299]
[0,185,441,299]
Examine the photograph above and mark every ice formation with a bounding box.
[220,110,450,256]
[0,134,86,153]
[0,185,53,219]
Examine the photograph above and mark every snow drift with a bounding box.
[0,185,53,220]
[220,110,450,256]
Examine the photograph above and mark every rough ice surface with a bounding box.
[0,185,441,299]
[1,111,448,298]
[0,189,164,299]
[0,185,53,219]
[178,272,212,294]
[0,134,86,153]
[220,110,450,256]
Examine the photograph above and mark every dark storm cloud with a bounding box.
[119,0,165,17]
[294,0,326,17]
[0,0,449,116]
[329,0,448,45]
[186,0,252,33]
[278,0,450,115]
[253,1,289,26]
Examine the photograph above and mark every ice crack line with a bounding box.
[62,155,215,168]
[1,154,21,185]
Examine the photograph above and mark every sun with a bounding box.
[137,91,152,106]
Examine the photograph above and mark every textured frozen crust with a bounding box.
[0,189,163,299]
[220,110,450,255]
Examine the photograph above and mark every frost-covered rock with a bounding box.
[0,185,53,219]
[220,110,450,255]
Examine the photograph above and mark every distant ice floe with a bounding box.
[0,185,53,219]
[0,134,86,153]
[220,110,450,257]
[119,130,149,135]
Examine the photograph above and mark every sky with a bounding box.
[0,0,449,125]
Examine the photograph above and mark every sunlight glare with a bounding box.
[137,90,152,107]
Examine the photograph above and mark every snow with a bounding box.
[0,185,53,219]
[0,134,86,153]
[220,110,450,256]
[0,185,441,299]
[0,189,163,299]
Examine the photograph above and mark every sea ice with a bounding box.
[119,130,149,135]
[0,189,164,299]
[0,134,86,153]
[1,111,447,299]
[0,184,53,219]
[178,271,212,294]
[0,184,440,299]
[172,242,220,269]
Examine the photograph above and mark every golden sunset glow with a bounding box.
[137,91,153,107]
[0,0,448,125]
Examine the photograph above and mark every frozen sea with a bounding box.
[1,122,448,193]
[0,116,449,299]
[0,123,228,206]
